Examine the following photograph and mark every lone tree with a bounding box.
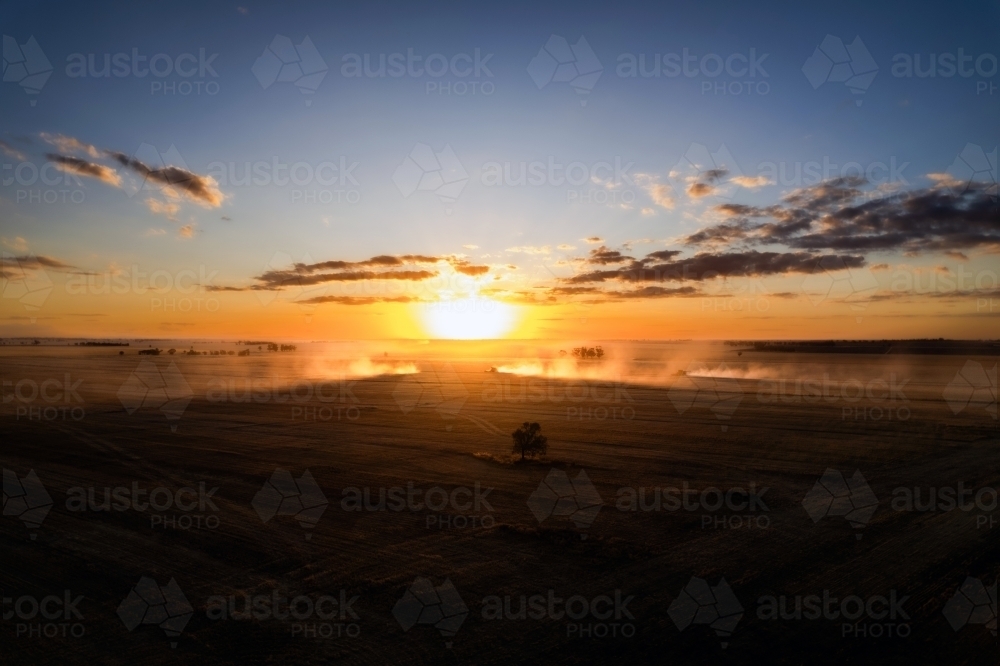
[512,422,548,461]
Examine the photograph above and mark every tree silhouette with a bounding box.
[512,422,548,461]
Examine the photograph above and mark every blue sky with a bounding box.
[1,0,998,338]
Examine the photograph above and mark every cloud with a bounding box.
[178,224,195,238]
[1,236,28,252]
[648,184,675,209]
[207,254,488,294]
[582,237,604,244]
[0,254,87,279]
[926,172,962,188]
[563,249,866,284]
[687,182,714,198]
[732,175,772,189]
[0,140,26,161]
[46,154,122,187]
[641,207,655,215]
[699,177,1000,255]
[452,262,490,276]
[583,245,634,265]
[146,198,180,219]
[557,244,576,251]
[145,228,167,236]
[106,151,225,207]
[296,295,417,305]
[40,133,101,158]
[701,168,729,183]
[507,245,551,254]
[462,244,479,250]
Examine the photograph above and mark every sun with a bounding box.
[420,297,517,339]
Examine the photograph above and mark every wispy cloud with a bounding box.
[40,133,101,158]
[146,197,180,219]
[1,236,28,252]
[732,174,773,189]
[0,140,27,161]
[46,154,122,187]
[106,151,225,208]
[507,245,551,254]
[207,253,491,297]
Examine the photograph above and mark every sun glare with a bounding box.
[420,298,517,339]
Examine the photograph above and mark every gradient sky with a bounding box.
[1,0,998,340]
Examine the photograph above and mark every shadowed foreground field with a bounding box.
[1,342,997,664]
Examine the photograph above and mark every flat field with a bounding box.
[1,341,997,664]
